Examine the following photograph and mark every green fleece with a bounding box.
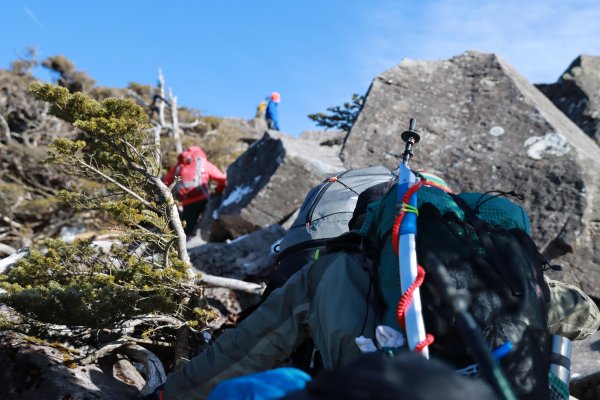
[163,251,376,399]
[162,250,599,399]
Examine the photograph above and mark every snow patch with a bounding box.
[221,185,254,207]
[524,132,570,160]
[60,225,87,242]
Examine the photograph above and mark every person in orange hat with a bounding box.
[265,91,281,131]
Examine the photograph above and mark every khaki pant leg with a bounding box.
[546,276,600,340]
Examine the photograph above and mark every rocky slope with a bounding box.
[537,55,600,146]
[2,51,600,398]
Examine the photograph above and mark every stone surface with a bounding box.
[300,129,346,146]
[214,131,344,238]
[537,55,600,146]
[570,331,600,400]
[188,225,285,328]
[0,331,140,399]
[341,51,600,298]
[188,224,284,281]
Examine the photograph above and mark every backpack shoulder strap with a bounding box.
[194,157,211,198]
[325,231,363,254]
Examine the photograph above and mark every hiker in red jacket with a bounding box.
[163,146,227,238]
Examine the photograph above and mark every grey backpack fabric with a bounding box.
[277,166,394,261]
[265,166,394,299]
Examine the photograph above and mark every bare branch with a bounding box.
[0,242,17,255]
[151,176,190,268]
[0,115,11,144]
[169,89,183,154]
[0,213,23,229]
[179,119,199,129]
[119,314,184,336]
[197,274,264,295]
[71,156,157,211]
[157,69,167,127]
[122,139,152,172]
[151,125,161,174]
[121,335,174,347]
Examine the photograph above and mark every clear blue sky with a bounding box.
[2,0,600,135]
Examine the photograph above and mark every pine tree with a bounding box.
[308,93,365,132]
[0,83,208,367]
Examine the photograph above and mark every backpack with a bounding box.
[360,183,552,399]
[267,166,394,297]
[172,148,208,201]
[242,166,393,374]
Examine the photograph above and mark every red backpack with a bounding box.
[171,147,209,201]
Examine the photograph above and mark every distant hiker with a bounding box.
[265,91,281,131]
[162,146,226,238]
[154,175,599,399]
[255,97,269,119]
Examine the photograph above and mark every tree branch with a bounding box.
[0,115,11,144]
[157,69,167,127]
[197,274,264,295]
[71,156,157,211]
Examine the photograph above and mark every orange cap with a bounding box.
[271,92,281,103]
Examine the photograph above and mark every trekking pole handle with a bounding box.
[401,118,421,166]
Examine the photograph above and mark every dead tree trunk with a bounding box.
[169,89,183,154]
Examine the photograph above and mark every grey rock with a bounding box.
[214,131,344,238]
[0,331,139,399]
[341,51,600,298]
[300,129,346,146]
[537,55,600,145]
[189,224,285,281]
[570,331,600,400]
[0,70,47,133]
[188,225,286,328]
[218,117,266,143]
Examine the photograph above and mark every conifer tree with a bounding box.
[308,93,364,132]
[0,83,206,367]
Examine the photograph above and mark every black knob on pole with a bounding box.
[401,118,421,165]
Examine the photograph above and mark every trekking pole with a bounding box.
[401,118,420,165]
[397,118,429,358]
[425,253,516,400]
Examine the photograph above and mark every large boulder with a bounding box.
[341,51,600,298]
[537,55,600,146]
[211,131,344,239]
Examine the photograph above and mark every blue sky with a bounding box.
[2,0,600,135]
